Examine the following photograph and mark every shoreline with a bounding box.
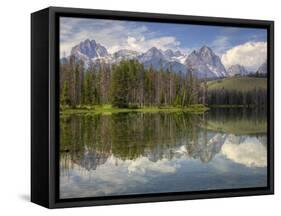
[60,104,209,115]
[60,104,266,116]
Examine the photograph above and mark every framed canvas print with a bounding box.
[31,7,274,208]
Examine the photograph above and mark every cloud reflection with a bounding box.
[60,130,267,198]
[221,135,267,167]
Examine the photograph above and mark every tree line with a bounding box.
[207,88,267,106]
[60,113,207,165]
[60,55,207,108]
[60,55,267,108]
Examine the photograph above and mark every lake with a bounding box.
[59,108,267,199]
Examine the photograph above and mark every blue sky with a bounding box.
[60,17,267,71]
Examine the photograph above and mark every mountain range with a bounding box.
[62,39,266,78]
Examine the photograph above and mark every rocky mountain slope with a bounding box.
[65,39,264,78]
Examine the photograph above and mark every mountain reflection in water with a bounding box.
[60,108,267,199]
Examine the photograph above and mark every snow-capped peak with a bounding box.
[71,39,109,59]
[163,49,186,64]
[185,46,227,78]
[65,39,231,78]
[164,49,174,58]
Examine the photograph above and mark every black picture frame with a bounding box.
[31,6,274,209]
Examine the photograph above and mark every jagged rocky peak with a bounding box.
[146,47,164,56]
[66,39,237,78]
[198,46,221,65]
[164,49,174,58]
[174,50,183,57]
[164,49,184,58]
[138,47,166,64]
[135,47,186,73]
[71,39,108,59]
[199,45,212,54]
[227,64,248,76]
[185,45,227,78]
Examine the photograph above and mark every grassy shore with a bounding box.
[60,104,209,115]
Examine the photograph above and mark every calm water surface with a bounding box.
[59,108,267,199]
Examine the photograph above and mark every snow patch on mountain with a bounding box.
[71,39,108,59]
[185,46,227,78]
[67,39,231,78]
[137,47,187,73]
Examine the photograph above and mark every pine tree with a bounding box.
[110,61,129,108]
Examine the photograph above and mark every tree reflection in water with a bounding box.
[60,108,267,198]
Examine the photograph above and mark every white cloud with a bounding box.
[110,36,180,53]
[221,136,267,168]
[60,17,181,56]
[60,155,180,198]
[221,41,267,71]
[127,157,178,174]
